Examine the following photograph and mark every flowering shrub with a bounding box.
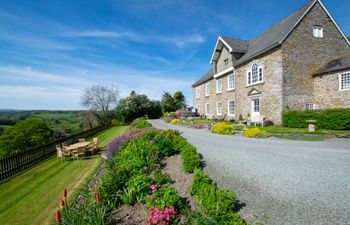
[147,207,177,225]
[105,135,130,159]
[212,122,234,135]
[243,127,267,138]
[170,119,180,125]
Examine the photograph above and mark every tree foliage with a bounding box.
[0,118,53,156]
[348,36,350,41]
[115,92,162,123]
[161,91,186,113]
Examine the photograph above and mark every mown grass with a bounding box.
[0,125,128,225]
[261,126,350,135]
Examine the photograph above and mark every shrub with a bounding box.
[152,170,172,186]
[212,122,234,135]
[153,132,176,156]
[105,135,130,159]
[111,119,120,126]
[146,187,183,211]
[131,117,152,128]
[124,174,152,204]
[282,109,350,130]
[124,127,160,139]
[180,143,201,173]
[243,127,267,138]
[190,169,246,225]
[170,119,180,125]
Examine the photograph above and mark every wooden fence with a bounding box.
[0,124,111,181]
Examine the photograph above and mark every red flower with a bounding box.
[56,210,61,222]
[95,192,101,205]
[63,188,67,198]
[59,199,65,209]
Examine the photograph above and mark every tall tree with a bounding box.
[81,85,119,123]
[161,91,186,113]
[348,36,350,41]
[115,92,162,122]
[0,118,53,156]
[173,91,186,110]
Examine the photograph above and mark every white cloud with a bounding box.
[68,30,141,40]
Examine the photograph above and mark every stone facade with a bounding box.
[193,1,350,125]
[281,2,350,111]
[314,70,350,109]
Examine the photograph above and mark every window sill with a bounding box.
[216,92,222,95]
[227,88,235,92]
[339,89,350,91]
[205,95,210,97]
[228,114,235,117]
[246,82,264,88]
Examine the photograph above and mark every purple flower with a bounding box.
[105,135,130,159]
[190,124,208,129]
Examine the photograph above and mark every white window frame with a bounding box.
[305,103,314,110]
[196,87,200,99]
[228,100,235,116]
[339,72,350,91]
[216,102,223,116]
[205,103,210,116]
[227,73,235,91]
[216,78,223,94]
[313,26,323,38]
[247,63,264,86]
[205,82,210,97]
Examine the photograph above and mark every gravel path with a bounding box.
[150,119,350,225]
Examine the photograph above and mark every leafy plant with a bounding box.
[131,117,153,128]
[146,187,184,211]
[153,170,173,186]
[243,127,267,138]
[180,143,201,173]
[125,174,152,203]
[212,122,234,135]
[170,119,180,125]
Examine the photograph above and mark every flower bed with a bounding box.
[53,119,246,225]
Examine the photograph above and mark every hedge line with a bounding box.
[282,109,350,130]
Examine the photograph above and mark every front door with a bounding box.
[251,98,260,120]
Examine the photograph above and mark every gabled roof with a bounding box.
[192,68,214,87]
[210,36,249,64]
[212,0,350,67]
[234,0,316,66]
[313,55,350,76]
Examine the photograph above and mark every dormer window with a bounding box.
[224,58,229,65]
[313,26,323,38]
[247,63,263,85]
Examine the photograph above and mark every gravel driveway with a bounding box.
[150,119,350,225]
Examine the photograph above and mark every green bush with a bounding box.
[190,169,246,225]
[153,132,177,156]
[282,109,350,130]
[146,187,183,211]
[131,117,152,128]
[123,174,152,204]
[212,122,234,135]
[153,170,173,186]
[180,143,201,173]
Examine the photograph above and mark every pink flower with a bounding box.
[150,184,158,192]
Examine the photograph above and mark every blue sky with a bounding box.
[0,0,349,110]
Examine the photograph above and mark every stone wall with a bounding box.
[314,71,350,109]
[193,48,283,124]
[235,48,283,124]
[281,2,350,111]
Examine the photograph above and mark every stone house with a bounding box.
[192,0,350,125]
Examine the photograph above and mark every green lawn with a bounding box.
[0,125,128,225]
[261,126,350,135]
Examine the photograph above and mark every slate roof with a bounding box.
[313,55,350,76]
[192,68,214,87]
[234,0,315,66]
[221,37,249,53]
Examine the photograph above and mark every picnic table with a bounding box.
[66,141,91,152]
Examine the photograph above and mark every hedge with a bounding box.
[282,109,350,130]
